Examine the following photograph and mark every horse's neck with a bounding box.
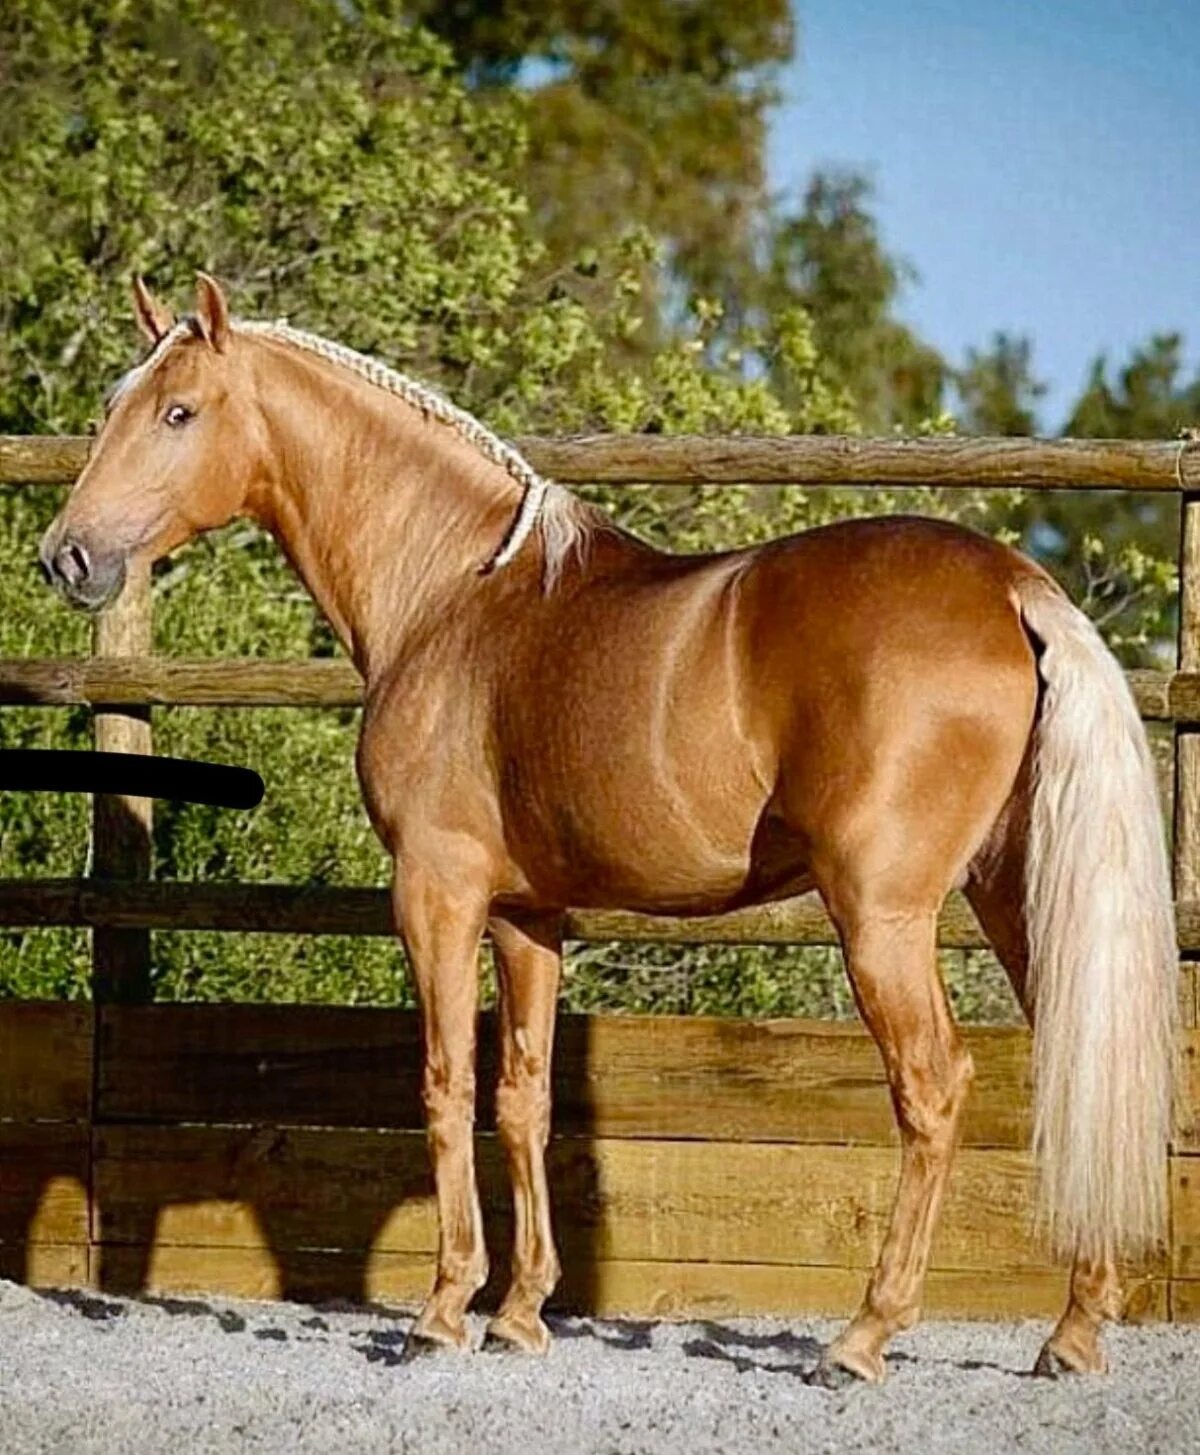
[247,343,526,678]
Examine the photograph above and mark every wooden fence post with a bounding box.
[90,562,153,1003]
[1176,496,1200,1029]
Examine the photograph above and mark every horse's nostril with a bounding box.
[55,541,91,587]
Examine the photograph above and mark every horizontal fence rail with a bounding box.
[1,879,1200,955]
[4,432,1200,489]
[0,658,1196,720]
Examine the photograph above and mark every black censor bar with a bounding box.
[0,751,263,810]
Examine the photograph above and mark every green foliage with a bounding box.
[978,332,1197,665]
[765,173,949,432]
[1065,334,1200,441]
[408,0,793,327]
[955,332,1047,437]
[1,1,533,431]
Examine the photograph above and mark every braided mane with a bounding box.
[235,319,583,581]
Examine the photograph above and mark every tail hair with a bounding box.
[1018,576,1176,1260]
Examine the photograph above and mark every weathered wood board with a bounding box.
[0,1004,92,1286]
[97,1005,1033,1148]
[0,1002,91,1121]
[0,1002,1194,1319]
[87,1244,1168,1323]
[91,1125,1168,1279]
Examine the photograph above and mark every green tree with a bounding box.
[995,332,1198,665]
[955,332,1046,437]
[1065,333,1200,440]
[406,0,794,326]
[765,172,949,431]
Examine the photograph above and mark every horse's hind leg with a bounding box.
[811,903,974,1385]
[966,806,1120,1376]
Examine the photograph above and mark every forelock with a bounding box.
[106,319,195,410]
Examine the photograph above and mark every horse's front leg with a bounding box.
[483,912,563,1355]
[395,864,490,1356]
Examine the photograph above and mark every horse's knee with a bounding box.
[422,1065,476,1149]
[496,1026,551,1148]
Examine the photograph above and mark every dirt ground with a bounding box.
[0,1282,1196,1454]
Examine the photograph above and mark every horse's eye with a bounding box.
[164,403,194,428]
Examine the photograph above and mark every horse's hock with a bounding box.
[0,432,1198,1322]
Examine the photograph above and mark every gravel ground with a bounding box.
[0,1281,1196,1454]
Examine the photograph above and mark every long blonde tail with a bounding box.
[1017,577,1176,1261]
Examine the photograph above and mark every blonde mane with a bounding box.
[235,319,590,587]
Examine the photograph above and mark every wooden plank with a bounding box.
[0,657,363,709]
[516,435,1200,490]
[1172,1155,1200,1279]
[0,879,961,943]
[93,1243,1166,1323]
[0,1124,89,1246]
[91,561,153,1004]
[94,1125,1159,1279]
[1180,964,1199,1031]
[1172,1280,1200,1321]
[6,434,1199,491]
[0,1002,91,1122]
[3,879,1200,953]
[553,1262,1166,1325]
[1179,1029,1200,1152]
[0,435,87,483]
[96,1005,1036,1148]
[0,657,1189,721]
[0,1244,90,1289]
[4,879,1200,959]
[1174,493,1200,943]
[1171,673,1200,726]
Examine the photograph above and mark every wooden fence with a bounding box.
[0,432,1198,1322]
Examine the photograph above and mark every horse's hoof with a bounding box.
[402,1316,473,1361]
[482,1311,551,1355]
[805,1360,859,1391]
[805,1347,885,1388]
[1033,1342,1107,1378]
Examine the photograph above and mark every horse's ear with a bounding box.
[132,276,175,345]
[194,271,230,353]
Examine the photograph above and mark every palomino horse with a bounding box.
[41,275,1175,1385]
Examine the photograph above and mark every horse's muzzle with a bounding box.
[39,526,127,611]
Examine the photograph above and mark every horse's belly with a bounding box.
[514,767,799,913]
[559,813,752,911]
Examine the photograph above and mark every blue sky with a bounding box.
[768,0,1200,429]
